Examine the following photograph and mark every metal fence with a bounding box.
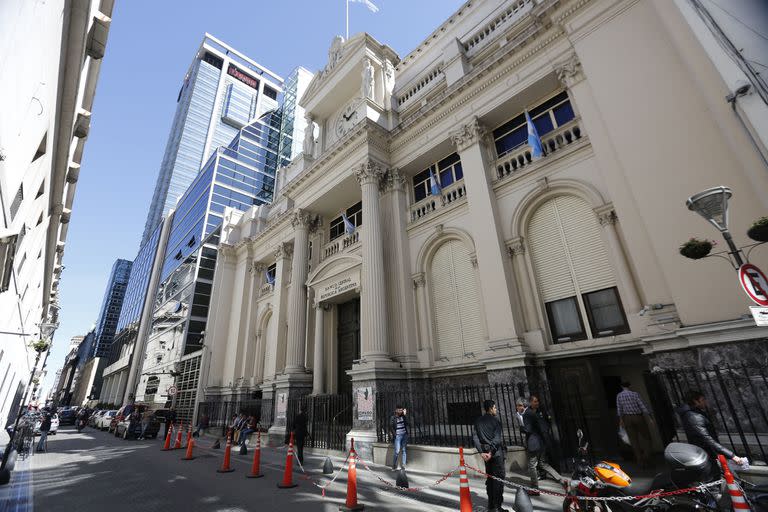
[197,398,274,435]
[645,365,768,464]
[375,383,527,448]
[286,394,352,451]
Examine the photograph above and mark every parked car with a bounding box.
[87,410,103,427]
[97,410,117,430]
[58,408,77,425]
[109,404,134,434]
[115,412,161,440]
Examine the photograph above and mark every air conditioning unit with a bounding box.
[0,229,19,293]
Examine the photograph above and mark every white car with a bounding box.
[97,410,118,430]
[32,412,59,435]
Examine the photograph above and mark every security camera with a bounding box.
[734,80,751,96]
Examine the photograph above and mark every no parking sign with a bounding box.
[739,263,768,307]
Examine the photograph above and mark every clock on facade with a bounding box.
[334,101,360,139]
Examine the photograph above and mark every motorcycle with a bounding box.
[562,429,724,511]
[76,417,87,433]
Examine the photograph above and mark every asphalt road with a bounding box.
[2,426,563,511]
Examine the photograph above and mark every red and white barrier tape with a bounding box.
[464,463,724,502]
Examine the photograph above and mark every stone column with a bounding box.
[594,206,642,314]
[450,119,525,351]
[506,238,540,331]
[412,273,433,365]
[284,209,312,373]
[312,303,328,395]
[355,161,389,361]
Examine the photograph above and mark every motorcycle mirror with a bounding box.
[514,487,534,512]
[577,429,583,441]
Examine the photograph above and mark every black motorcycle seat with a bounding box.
[618,473,672,498]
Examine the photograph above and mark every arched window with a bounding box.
[527,195,629,343]
[428,239,485,360]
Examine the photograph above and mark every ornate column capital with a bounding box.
[275,242,293,261]
[354,159,386,187]
[381,167,406,193]
[412,272,426,289]
[219,244,237,261]
[291,208,313,230]
[555,54,585,88]
[450,117,487,153]
[506,237,526,258]
[594,205,618,226]
[250,262,267,274]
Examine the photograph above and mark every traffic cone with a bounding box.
[246,431,264,479]
[277,432,298,488]
[396,468,409,489]
[181,437,196,461]
[718,455,751,511]
[458,446,473,512]
[217,433,235,473]
[185,425,192,449]
[161,422,173,451]
[322,456,334,474]
[339,438,364,511]
[173,421,183,450]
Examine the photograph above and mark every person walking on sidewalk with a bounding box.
[138,407,153,440]
[523,394,563,495]
[680,390,747,478]
[193,413,209,438]
[389,404,409,470]
[293,406,308,464]
[36,408,53,452]
[473,400,507,512]
[616,381,653,468]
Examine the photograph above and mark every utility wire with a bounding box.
[702,0,768,44]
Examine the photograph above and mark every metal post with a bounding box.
[722,230,745,267]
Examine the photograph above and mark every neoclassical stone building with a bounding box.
[201,0,768,456]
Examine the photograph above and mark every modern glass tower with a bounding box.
[141,34,283,245]
[91,259,133,358]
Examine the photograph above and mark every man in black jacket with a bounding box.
[473,399,507,512]
[293,406,308,464]
[388,405,409,470]
[523,394,563,493]
[681,390,746,477]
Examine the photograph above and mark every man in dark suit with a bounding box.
[523,394,563,494]
[473,399,507,512]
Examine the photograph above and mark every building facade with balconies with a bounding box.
[203,0,768,458]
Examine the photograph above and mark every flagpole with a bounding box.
[346,0,349,39]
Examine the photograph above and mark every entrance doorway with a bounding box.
[546,350,661,458]
[336,298,360,395]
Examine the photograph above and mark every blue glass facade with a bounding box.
[141,36,282,245]
[91,259,133,358]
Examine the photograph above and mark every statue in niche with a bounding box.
[303,115,315,157]
[383,59,395,108]
[362,58,375,100]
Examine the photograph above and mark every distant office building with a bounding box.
[141,34,283,244]
[91,259,132,358]
[57,330,95,406]
[279,67,314,161]
[135,103,302,421]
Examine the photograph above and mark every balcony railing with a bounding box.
[259,283,274,297]
[463,0,533,56]
[494,118,584,181]
[321,229,361,262]
[409,180,467,223]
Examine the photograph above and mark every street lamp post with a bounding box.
[686,186,746,269]
[0,321,58,482]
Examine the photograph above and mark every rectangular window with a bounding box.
[329,201,362,241]
[10,184,23,220]
[412,152,463,203]
[583,287,629,337]
[202,52,223,69]
[545,297,587,343]
[263,85,278,100]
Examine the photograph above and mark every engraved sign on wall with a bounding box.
[276,392,287,420]
[318,273,360,302]
[357,386,374,421]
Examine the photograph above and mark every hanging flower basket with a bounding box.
[679,238,715,260]
[31,339,50,353]
[747,217,768,242]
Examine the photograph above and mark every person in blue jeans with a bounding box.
[388,405,409,470]
[36,409,52,453]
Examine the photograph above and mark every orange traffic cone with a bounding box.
[246,430,264,478]
[173,421,184,450]
[217,432,235,473]
[181,437,196,461]
[185,424,192,449]
[277,432,298,488]
[458,446,473,512]
[339,438,364,511]
[718,455,751,510]
[161,422,173,451]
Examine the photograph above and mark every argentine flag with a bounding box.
[341,212,356,234]
[429,169,442,196]
[525,111,544,160]
[265,270,275,286]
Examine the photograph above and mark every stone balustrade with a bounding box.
[320,229,361,261]
[463,0,532,56]
[396,63,445,107]
[494,118,584,181]
[409,180,467,223]
[259,282,274,297]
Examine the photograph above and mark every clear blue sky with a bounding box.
[44,0,465,396]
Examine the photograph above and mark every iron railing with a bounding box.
[645,365,768,464]
[286,394,352,451]
[197,398,274,435]
[375,383,527,448]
